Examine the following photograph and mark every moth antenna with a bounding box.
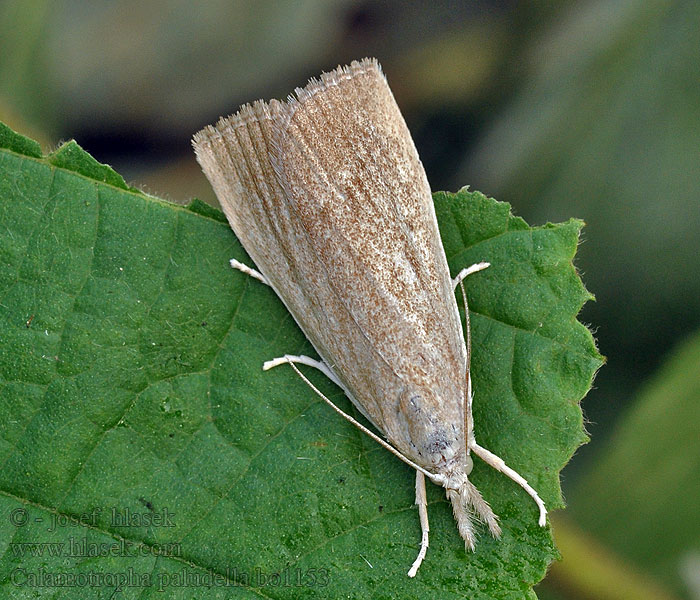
[279,358,446,485]
[452,262,490,457]
[458,277,472,457]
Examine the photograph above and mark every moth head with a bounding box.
[397,388,458,468]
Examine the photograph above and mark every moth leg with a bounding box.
[452,261,490,289]
[470,442,548,527]
[407,470,430,577]
[263,354,343,389]
[229,258,270,286]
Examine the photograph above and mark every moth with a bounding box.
[193,58,546,576]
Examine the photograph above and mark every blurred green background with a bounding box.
[1,1,698,598]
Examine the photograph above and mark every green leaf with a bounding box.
[0,124,601,598]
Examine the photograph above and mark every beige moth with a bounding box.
[192,58,546,576]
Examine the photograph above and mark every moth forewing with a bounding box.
[269,63,470,468]
[192,58,546,577]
